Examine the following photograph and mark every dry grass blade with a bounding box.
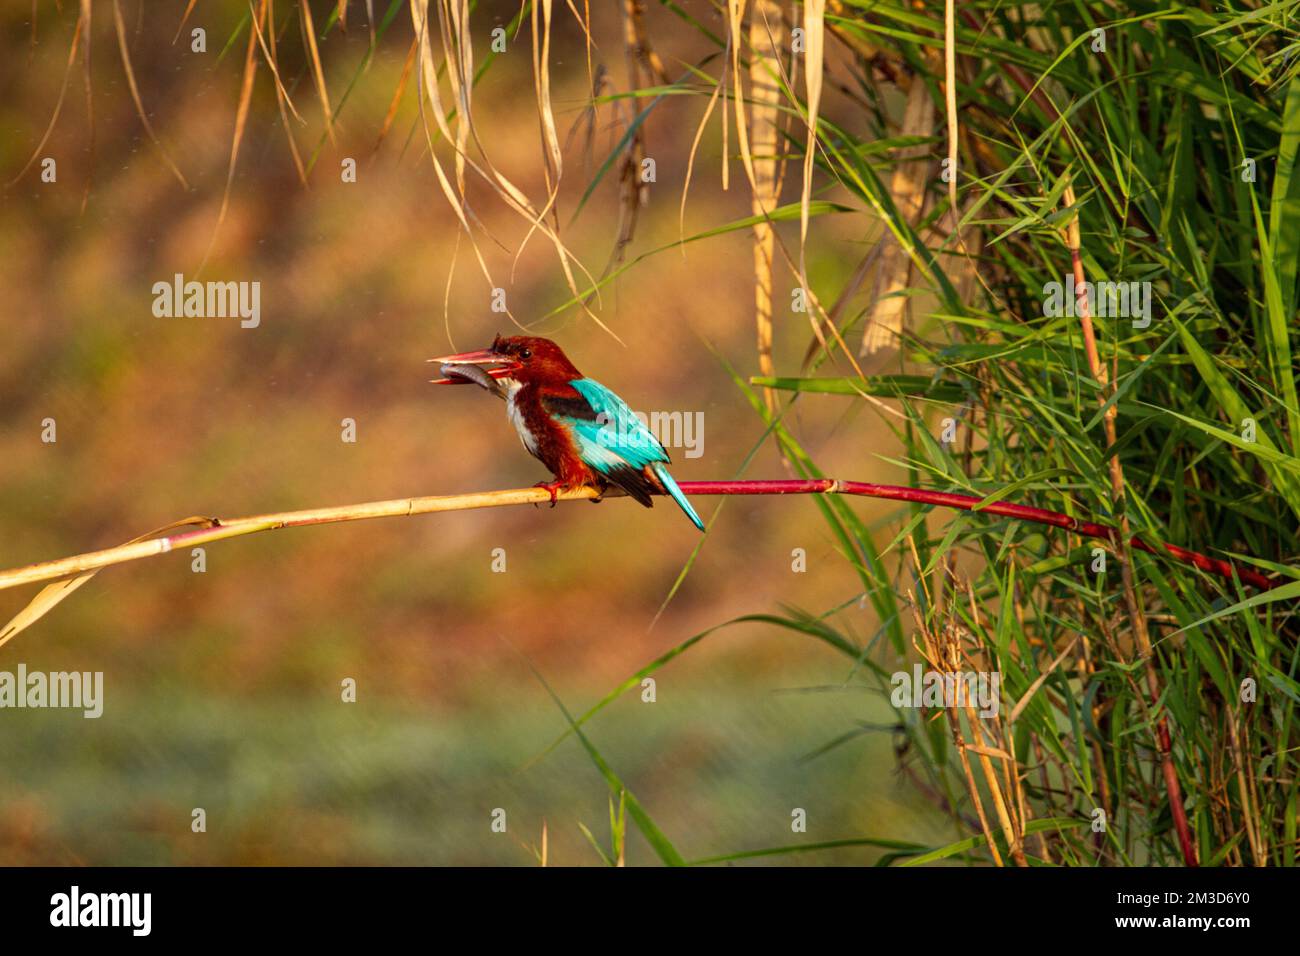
[0,517,216,652]
[262,0,308,186]
[749,0,784,407]
[678,68,724,243]
[944,0,958,238]
[372,36,417,156]
[723,2,852,380]
[770,227,870,382]
[0,575,95,653]
[253,0,306,125]
[518,0,564,271]
[198,0,263,277]
[112,0,190,190]
[409,0,501,296]
[436,0,472,194]
[299,0,337,145]
[964,743,1012,761]
[797,0,824,284]
[1225,708,1265,865]
[861,75,934,355]
[410,9,498,222]
[799,240,880,369]
[727,0,758,194]
[6,11,83,187]
[966,695,1027,866]
[1007,635,1079,724]
[533,0,563,201]
[412,0,612,338]
[172,0,200,45]
[78,0,94,213]
[566,0,595,96]
[915,604,1005,866]
[949,197,984,304]
[928,594,1027,866]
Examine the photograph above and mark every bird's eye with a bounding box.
[520,348,532,360]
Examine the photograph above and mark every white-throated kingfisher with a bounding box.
[429,335,705,531]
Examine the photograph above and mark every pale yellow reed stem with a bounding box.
[0,486,602,593]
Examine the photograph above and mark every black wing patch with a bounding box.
[541,392,601,423]
[601,463,659,509]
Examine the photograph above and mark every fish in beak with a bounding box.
[427,345,522,397]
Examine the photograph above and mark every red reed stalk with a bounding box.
[675,480,1276,591]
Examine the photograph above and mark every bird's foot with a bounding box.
[532,480,564,508]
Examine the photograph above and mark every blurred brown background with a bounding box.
[0,0,944,864]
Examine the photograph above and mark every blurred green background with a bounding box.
[0,1,946,864]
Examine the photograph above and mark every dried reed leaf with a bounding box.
[728,0,758,194]
[861,76,934,356]
[1008,636,1080,724]
[7,11,84,187]
[566,0,595,97]
[0,574,96,653]
[436,0,472,194]
[410,0,500,293]
[952,199,984,305]
[251,0,306,125]
[678,69,724,243]
[797,0,824,282]
[515,0,564,272]
[299,0,337,145]
[372,36,417,155]
[78,0,94,213]
[262,0,308,186]
[944,0,958,239]
[198,0,263,276]
[749,0,784,406]
[411,0,612,338]
[0,517,216,652]
[965,744,1013,761]
[173,0,200,44]
[532,0,563,199]
[112,0,190,190]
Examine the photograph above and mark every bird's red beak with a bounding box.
[426,347,522,385]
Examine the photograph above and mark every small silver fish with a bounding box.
[440,362,506,399]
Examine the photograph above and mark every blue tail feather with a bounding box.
[651,462,705,532]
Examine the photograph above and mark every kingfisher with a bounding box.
[429,335,705,531]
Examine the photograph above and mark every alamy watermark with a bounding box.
[152,273,260,328]
[890,663,1000,718]
[1041,274,1151,328]
[50,886,150,936]
[0,664,103,718]
[596,410,705,459]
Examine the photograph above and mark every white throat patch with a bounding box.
[501,378,539,455]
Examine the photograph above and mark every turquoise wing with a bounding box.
[548,379,705,531]
[562,378,671,473]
